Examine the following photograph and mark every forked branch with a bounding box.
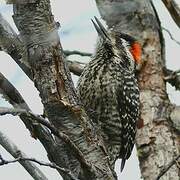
[0,154,78,180]
[0,107,92,171]
[0,130,48,180]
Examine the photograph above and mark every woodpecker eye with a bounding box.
[125,41,131,48]
[120,38,130,47]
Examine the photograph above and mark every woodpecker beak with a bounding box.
[91,16,110,41]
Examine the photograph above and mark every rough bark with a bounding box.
[12,1,115,179]
[95,0,179,180]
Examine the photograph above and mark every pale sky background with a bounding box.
[0,0,179,180]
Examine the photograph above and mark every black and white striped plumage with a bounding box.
[77,17,140,171]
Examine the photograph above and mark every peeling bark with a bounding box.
[96,0,179,179]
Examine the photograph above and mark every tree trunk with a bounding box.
[12,0,115,179]
[95,0,179,179]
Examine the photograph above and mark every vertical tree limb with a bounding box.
[12,0,115,179]
[95,0,179,179]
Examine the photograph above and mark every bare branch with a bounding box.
[66,60,84,76]
[163,68,180,90]
[162,27,180,45]
[0,72,35,136]
[0,72,66,178]
[64,50,92,57]
[0,13,86,78]
[0,154,79,180]
[11,1,115,179]
[0,107,93,171]
[161,0,180,28]
[0,107,27,115]
[0,73,29,110]
[156,154,180,180]
[0,13,85,78]
[6,0,37,4]
[0,130,48,180]
[0,13,32,80]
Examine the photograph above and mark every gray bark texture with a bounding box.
[95,0,179,180]
[11,0,115,179]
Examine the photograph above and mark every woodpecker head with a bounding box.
[91,17,141,71]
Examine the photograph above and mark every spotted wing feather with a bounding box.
[118,73,140,171]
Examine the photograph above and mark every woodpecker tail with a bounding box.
[121,158,126,172]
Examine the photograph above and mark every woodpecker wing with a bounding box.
[117,73,140,171]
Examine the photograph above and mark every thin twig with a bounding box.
[0,154,79,180]
[156,154,180,180]
[0,107,92,171]
[0,130,48,180]
[162,27,180,45]
[5,0,38,4]
[64,50,92,57]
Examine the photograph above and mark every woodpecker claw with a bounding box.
[91,16,110,40]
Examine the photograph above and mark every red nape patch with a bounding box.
[130,42,141,64]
